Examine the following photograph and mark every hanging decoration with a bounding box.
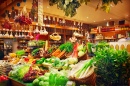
[14,5,32,25]
[30,0,38,18]
[50,24,61,41]
[38,0,43,26]
[1,14,12,29]
[50,32,61,41]
[49,0,122,17]
[37,0,48,35]
[49,0,80,17]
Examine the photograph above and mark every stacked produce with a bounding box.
[8,64,47,83]
[9,50,25,64]
[9,64,31,80]
[15,50,25,58]
[6,40,130,86]
[68,59,94,80]
[67,42,87,59]
[28,40,45,47]
[23,66,48,83]
[33,70,68,86]
[36,57,78,70]
[52,42,73,58]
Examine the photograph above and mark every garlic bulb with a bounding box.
[9,31,14,38]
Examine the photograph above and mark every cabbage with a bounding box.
[78,51,85,57]
[67,57,78,64]
[77,44,83,51]
[17,65,30,79]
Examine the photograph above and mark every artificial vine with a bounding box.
[49,0,122,17]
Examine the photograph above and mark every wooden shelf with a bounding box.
[90,30,130,34]
[31,22,78,30]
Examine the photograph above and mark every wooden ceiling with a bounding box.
[0,0,130,26]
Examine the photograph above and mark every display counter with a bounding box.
[109,41,130,53]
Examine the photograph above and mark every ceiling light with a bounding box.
[47,6,49,8]
[86,17,89,18]
[110,18,112,19]
[94,21,96,22]
[104,19,106,20]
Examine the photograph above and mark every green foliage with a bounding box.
[49,0,122,17]
[31,48,40,56]
[49,0,80,17]
[59,42,73,53]
[79,0,90,5]
[37,40,45,47]
[100,0,122,13]
[16,50,25,57]
[94,47,130,86]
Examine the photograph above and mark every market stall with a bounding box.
[0,0,130,86]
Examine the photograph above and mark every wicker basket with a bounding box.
[9,78,25,86]
[70,73,96,86]
[78,53,88,61]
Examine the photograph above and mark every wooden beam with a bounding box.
[0,0,22,15]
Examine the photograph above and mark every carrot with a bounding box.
[52,48,61,56]
[57,49,66,58]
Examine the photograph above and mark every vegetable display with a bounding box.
[41,57,78,70]
[59,42,73,53]
[77,44,87,57]
[9,64,30,80]
[33,69,68,86]
[28,40,45,47]
[52,42,73,58]
[68,42,87,58]
[68,59,94,79]
[7,40,130,86]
